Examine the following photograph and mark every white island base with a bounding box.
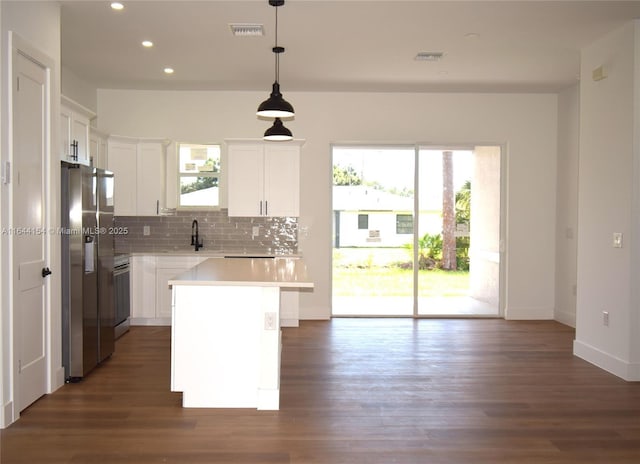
[171,285,281,409]
[169,258,313,410]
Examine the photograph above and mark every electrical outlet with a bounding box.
[264,312,277,330]
[252,226,260,238]
[143,225,151,236]
[603,311,609,327]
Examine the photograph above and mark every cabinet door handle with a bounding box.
[259,200,263,216]
[265,200,268,216]
[156,200,159,215]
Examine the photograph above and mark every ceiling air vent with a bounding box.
[229,24,264,37]
[414,52,445,62]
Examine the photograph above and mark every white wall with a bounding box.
[0,1,62,427]
[574,20,640,380]
[555,84,580,327]
[97,89,558,321]
[61,65,97,113]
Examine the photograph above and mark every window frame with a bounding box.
[396,213,413,234]
[176,142,222,210]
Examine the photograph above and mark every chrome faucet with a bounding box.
[191,219,203,251]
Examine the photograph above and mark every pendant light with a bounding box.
[264,118,293,141]
[257,0,294,141]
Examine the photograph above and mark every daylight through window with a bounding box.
[178,143,221,207]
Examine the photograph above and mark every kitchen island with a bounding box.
[168,257,313,410]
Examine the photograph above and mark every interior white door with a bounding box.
[14,51,49,411]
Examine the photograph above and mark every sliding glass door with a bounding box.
[331,144,501,317]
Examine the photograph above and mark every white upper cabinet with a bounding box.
[107,137,137,216]
[226,140,303,217]
[60,96,95,166]
[107,136,168,216]
[89,128,109,170]
[137,142,167,216]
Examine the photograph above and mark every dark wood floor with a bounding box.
[2,319,640,463]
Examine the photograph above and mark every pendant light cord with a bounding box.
[274,4,279,83]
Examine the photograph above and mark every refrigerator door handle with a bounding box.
[41,267,52,278]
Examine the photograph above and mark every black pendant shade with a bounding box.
[263,118,293,141]
[257,82,294,119]
[258,0,295,140]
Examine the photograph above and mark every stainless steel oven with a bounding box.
[114,254,130,339]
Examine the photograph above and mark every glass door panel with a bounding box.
[332,146,415,316]
[416,147,500,316]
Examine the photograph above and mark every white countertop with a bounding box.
[168,257,314,288]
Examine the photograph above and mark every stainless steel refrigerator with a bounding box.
[61,162,115,381]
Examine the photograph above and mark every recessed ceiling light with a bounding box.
[229,24,264,36]
[415,52,445,62]
[464,32,480,39]
[110,2,124,11]
[163,67,174,75]
[142,40,153,48]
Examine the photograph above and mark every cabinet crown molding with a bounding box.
[108,134,171,146]
[61,95,96,120]
[224,138,305,147]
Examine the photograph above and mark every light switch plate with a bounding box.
[143,225,150,236]
[613,232,623,248]
[264,312,277,330]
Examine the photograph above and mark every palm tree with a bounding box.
[441,151,456,270]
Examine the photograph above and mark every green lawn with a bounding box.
[333,248,469,297]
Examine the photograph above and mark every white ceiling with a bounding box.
[61,0,640,93]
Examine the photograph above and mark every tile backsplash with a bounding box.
[114,209,298,255]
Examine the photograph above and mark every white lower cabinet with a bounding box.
[131,255,302,326]
[131,255,207,325]
[130,255,157,325]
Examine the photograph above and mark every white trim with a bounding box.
[554,309,576,328]
[504,305,554,320]
[574,339,640,381]
[130,317,171,326]
[2,32,60,428]
[2,401,13,427]
[61,94,95,120]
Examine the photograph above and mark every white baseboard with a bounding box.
[504,305,554,320]
[1,400,15,429]
[133,317,302,327]
[130,317,171,326]
[554,309,576,328]
[50,366,65,392]
[257,388,280,410]
[299,306,331,320]
[574,339,640,381]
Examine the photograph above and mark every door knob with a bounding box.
[41,267,52,278]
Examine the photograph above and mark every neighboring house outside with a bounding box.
[333,186,443,248]
[180,186,219,207]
